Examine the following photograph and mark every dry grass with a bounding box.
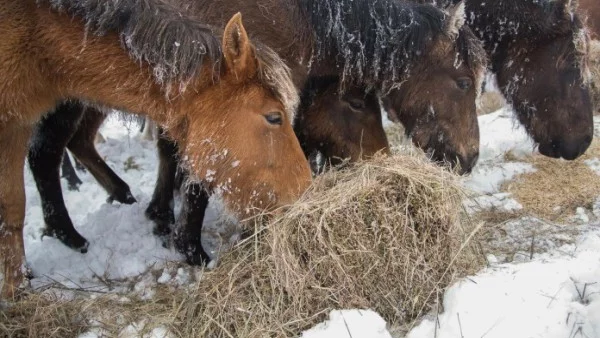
[501,140,600,222]
[591,40,600,115]
[1,155,483,337]
[384,123,407,147]
[477,91,506,115]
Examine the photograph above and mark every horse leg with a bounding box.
[0,124,32,299]
[174,180,211,265]
[67,108,136,205]
[139,117,146,133]
[61,150,83,191]
[73,155,86,172]
[145,130,178,237]
[28,101,89,252]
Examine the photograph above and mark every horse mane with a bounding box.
[37,0,298,115]
[253,43,300,119]
[38,0,222,85]
[299,0,460,91]
[447,0,590,82]
[440,0,586,46]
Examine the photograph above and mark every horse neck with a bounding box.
[35,7,213,127]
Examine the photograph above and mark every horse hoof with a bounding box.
[107,190,137,205]
[152,222,172,237]
[174,235,210,266]
[42,228,90,253]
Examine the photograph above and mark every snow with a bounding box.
[23,116,235,293]
[18,104,600,337]
[301,310,393,338]
[407,229,600,338]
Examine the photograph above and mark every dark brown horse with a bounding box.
[294,77,389,166]
[421,0,594,160]
[0,1,311,299]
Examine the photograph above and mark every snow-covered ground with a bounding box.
[19,106,600,337]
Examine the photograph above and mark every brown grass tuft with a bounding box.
[502,140,600,221]
[2,155,482,337]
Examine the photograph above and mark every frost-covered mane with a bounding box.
[39,0,222,84]
[299,0,457,91]
[447,0,590,82]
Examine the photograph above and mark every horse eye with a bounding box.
[455,77,473,90]
[347,99,366,110]
[264,112,283,125]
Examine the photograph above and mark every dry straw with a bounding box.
[503,140,600,222]
[2,155,482,337]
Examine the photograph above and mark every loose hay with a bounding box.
[502,140,600,222]
[2,155,482,337]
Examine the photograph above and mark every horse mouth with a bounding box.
[538,136,592,160]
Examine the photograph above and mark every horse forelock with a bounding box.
[253,43,300,121]
[455,26,488,99]
[39,0,222,87]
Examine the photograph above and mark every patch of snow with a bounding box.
[23,115,238,292]
[477,108,535,162]
[301,310,392,338]
[464,162,535,195]
[463,192,522,213]
[407,228,600,338]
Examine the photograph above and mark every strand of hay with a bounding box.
[502,140,600,221]
[2,155,482,337]
[591,40,600,114]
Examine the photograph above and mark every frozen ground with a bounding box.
[19,106,600,337]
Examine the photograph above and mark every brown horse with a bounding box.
[0,1,311,299]
[294,77,389,166]
[421,0,594,160]
[28,74,389,258]
[580,0,600,39]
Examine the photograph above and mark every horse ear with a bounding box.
[445,1,466,40]
[222,13,257,79]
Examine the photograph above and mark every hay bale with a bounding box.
[591,40,600,114]
[502,140,600,221]
[171,154,482,337]
[2,155,482,337]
